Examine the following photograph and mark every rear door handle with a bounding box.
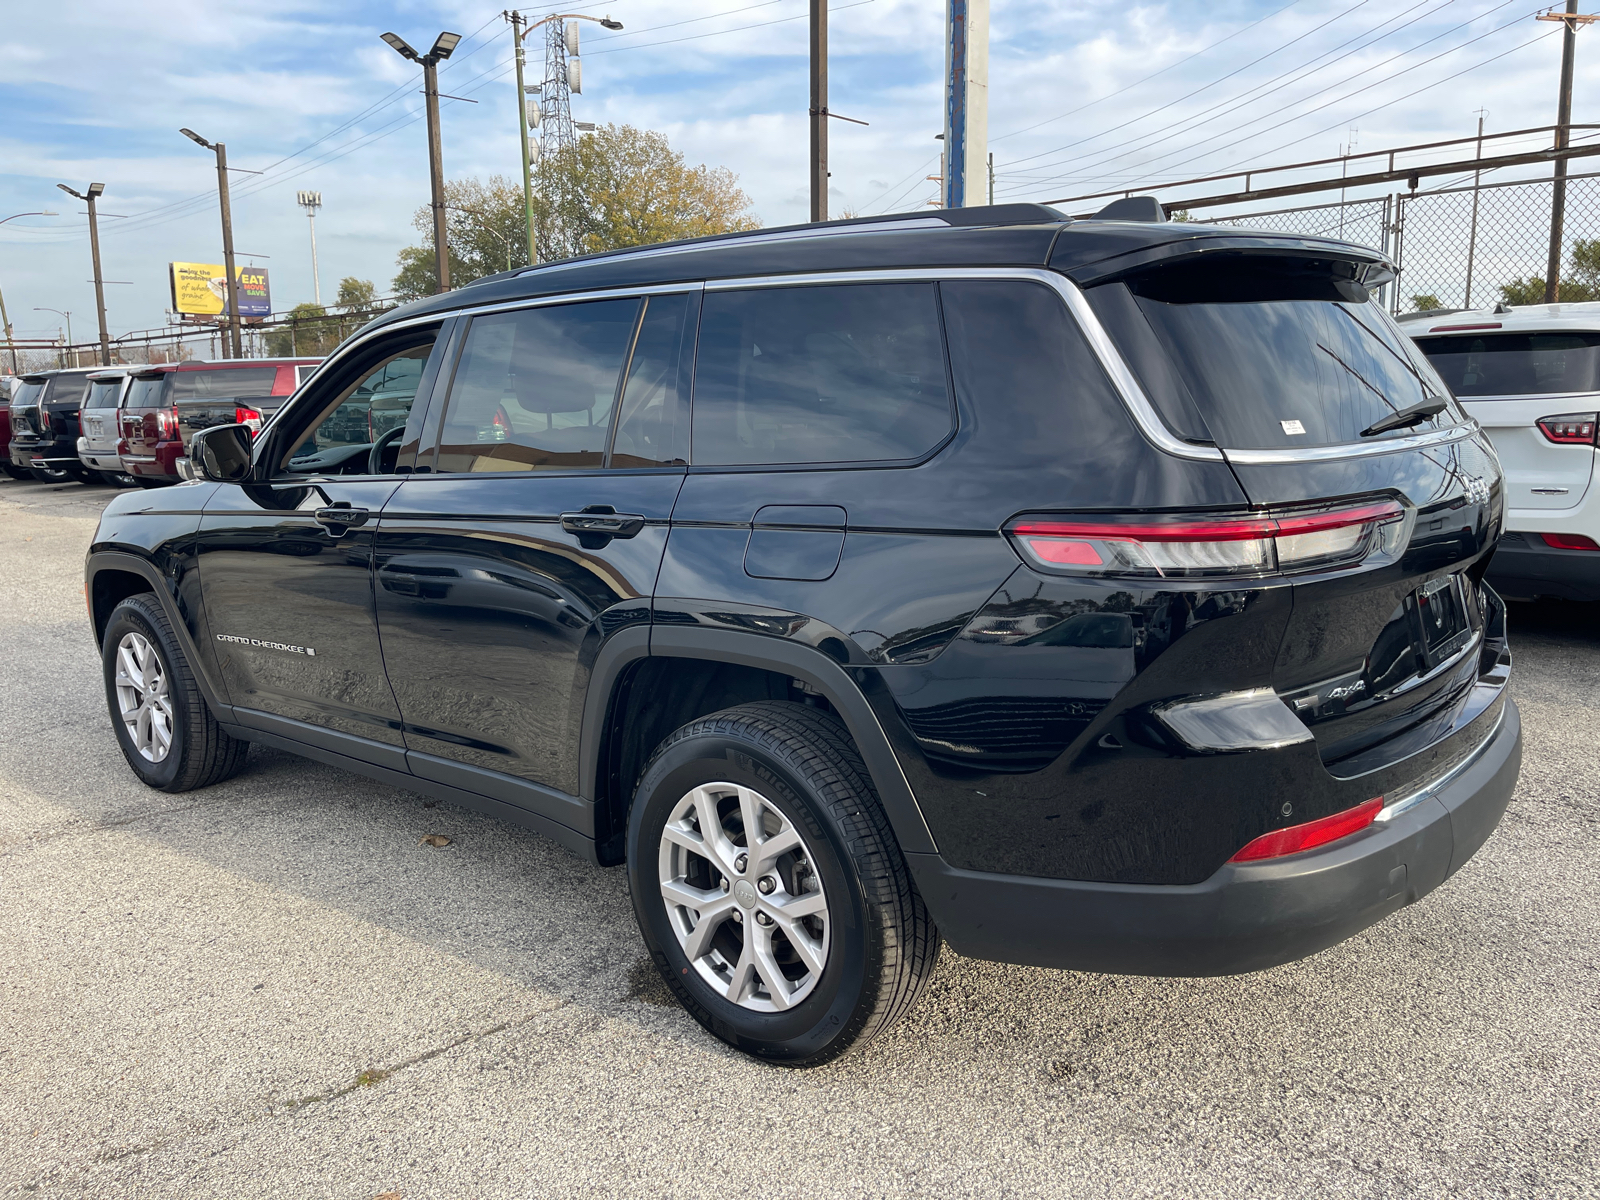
[315,505,370,529]
[559,511,645,538]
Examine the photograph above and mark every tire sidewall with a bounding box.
[628,727,879,1064]
[102,600,188,789]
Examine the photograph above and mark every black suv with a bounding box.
[10,367,97,482]
[86,204,1521,1065]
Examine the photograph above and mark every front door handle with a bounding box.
[315,505,370,530]
[559,510,645,539]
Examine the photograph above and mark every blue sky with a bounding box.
[2,0,1593,344]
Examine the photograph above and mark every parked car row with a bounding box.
[1,358,321,486]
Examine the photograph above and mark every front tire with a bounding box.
[627,702,939,1066]
[102,594,248,791]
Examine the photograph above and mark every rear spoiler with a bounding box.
[1052,231,1395,289]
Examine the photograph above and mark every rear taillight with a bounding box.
[1007,499,1406,580]
[1539,532,1600,551]
[1229,797,1384,862]
[156,406,179,439]
[236,405,263,436]
[1536,413,1598,445]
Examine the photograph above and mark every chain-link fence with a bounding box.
[1188,171,1600,317]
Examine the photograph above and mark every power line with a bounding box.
[586,0,876,56]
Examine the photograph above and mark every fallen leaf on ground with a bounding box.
[374,1192,403,1200]
[418,834,451,848]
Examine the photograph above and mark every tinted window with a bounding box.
[42,374,91,406]
[611,292,695,468]
[1110,258,1461,449]
[691,283,952,466]
[171,367,279,401]
[1414,332,1600,397]
[10,380,44,409]
[125,376,170,409]
[85,379,123,410]
[436,299,640,473]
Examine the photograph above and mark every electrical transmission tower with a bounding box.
[535,21,582,165]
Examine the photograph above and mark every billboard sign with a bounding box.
[169,262,272,317]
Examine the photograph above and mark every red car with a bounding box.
[121,358,320,484]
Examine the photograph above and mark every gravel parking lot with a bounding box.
[1,476,1595,1200]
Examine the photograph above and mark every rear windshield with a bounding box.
[10,380,45,408]
[171,367,279,402]
[125,375,171,409]
[43,374,92,406]
[1412,332,1600,397]
[1094,257,1461,450]
[85,379,123,410]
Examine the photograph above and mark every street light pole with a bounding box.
[506,13,622,266]
[1538,1,1597,303]
[57,183,111,365]
[382,30,464,294]
[810,0,827,222]
[0,211,58,374]
[180,128,243,358]
[34,308,72,368]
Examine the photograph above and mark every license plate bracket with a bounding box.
[1415,574,1472,663]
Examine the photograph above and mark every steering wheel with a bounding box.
[368,426,406,475]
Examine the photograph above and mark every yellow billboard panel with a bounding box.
[169,262,271,317]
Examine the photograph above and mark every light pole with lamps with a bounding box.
[57,182,111,366]
[506,11,622,264]
[381,30,463,293]
[34,308,72,368]
[0,210,58,373]
[179,128,243,359]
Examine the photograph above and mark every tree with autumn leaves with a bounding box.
[393,124,760,301]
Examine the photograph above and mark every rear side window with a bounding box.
[691,283,953,466]
[436,298,640,473]
[1099,257,1460,450]
[171,367,280,401]
[1413,332,1600,397]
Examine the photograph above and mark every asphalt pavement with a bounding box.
[1,476,1595,1199]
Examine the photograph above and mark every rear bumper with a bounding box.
[909,698,1521,976]
[77,436,124,474]
[122,439,184,482]
[1488,531,1600,601]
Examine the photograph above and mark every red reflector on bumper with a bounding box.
[1230,797,1384,862]
[1539,532,1600,551]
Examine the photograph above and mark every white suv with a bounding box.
[1406,303,1600,602]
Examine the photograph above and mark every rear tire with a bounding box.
[29,465,70,483]
[627,701,939,1067]
[102,594,248,792]
[1,463,31,481]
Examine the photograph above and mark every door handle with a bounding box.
[560,510,645,538]
[315,505,370,530]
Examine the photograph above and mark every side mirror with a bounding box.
[190,423,255,484]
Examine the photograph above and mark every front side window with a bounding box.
[435,298,641,473]
[288,343,434,465]
[691,283,953,466]
[1413,332,1600,398]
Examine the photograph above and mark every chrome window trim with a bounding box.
[308,267,1491,469]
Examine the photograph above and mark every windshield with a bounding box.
[1096,257,1462,450]
[1413,331,1600,397]
[125,376,171,409]
[85,379,123,410]
[171,367,279,401]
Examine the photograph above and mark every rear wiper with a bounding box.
[1360,396,1449,437]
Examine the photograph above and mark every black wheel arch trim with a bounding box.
[622,625,939,856]
[87,550,229,716]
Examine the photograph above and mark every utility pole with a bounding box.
[297,191,323,306]
[381,31,464,294]
[988,152,994,205]
[1538,2,1598,302]
[942,0,990,209]
[508,11,538,263]
[57,183,111,365]
[1465,111,1488,309]
[810,0,828,221]
[180,128,243,358]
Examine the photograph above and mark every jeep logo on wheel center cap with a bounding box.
[732,879,758,909]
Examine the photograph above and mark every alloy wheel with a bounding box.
[114,631,174,763]
[658,782,830,1012]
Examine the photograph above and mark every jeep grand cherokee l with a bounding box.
[85,204,1521,1066]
